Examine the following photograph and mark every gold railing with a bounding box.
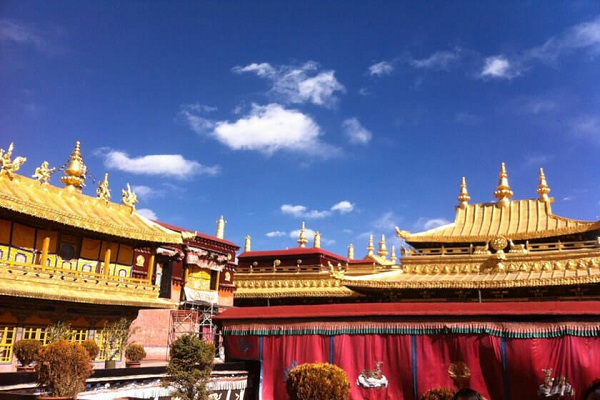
[0,258,153,288]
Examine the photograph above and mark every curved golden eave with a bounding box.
[0,174,181,244]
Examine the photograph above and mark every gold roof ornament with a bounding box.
[493,162,513,207]
[348,244,355,260]
[378,234,388,258]
[314,231,321,248]
[96,173,111,203]
[390,245,397,263]
[216,215,226,239]
[121,183,139,213]
[0,142,27,179]
[244,235,251,252]
[367,234,375,257]
[297,222,308,248]
[60,141,86,191]
[457,177,470,208]
[537,168,553,203]
[32,161,55,185]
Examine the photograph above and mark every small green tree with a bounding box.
[45,321,74,343]
[101,318,133,362]
[165,334,215,400]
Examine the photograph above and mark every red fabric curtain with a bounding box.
[224,335,260,360]
[415,334,504,400]
[506,336,600,400]
[334,334,414,400]
[261,334,330,400]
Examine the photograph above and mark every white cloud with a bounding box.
[178,104,216,134]
[368,61,394,76]
[454,112,482,125]
[528,16,600,62]
[137,208,158,220]
[233,61,345,107]
[99,149,221,179]
[372,211,400,231]
[213,103,338,157]
[480,56,520,79]
[266,231,287,237]
[289,228,316,241]
[0,19,43,47]
[342,118,372,145]
[130,185,164,200]
[570,115,600,144]
[523,154,551,167]
[281,200,355,219]
[410,49,461,70]
[331,200,354,214]
[415,217,451,231]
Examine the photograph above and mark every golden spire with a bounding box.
[367,234,374,257]
[244,235,251,252]
[457,176,470,208]
[297,222,308,248]
[60,141,86,191]
[216,216,226,239]
[537,168,552,203]
[348,244,355,260]
[493,162,513,207]
[96,173,111,203]
[378,234,388,258]
[313,231,321,248]
[390,245,397,263]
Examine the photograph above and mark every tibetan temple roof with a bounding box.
[397,164,600,243]
[0,142,182,244]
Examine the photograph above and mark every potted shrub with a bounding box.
[286,362,351,400]
[165,334,215,400]
[100,318,133,369]
[125,343,146,368]
[13,339,42,372]
[419,387,457,400]
[81,339,100,361]
[35,339,93,399]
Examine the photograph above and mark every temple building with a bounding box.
[0,141,239,371]
[217,163,600,400]
[234,222,400,306]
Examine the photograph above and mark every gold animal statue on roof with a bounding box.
[96,173,111,203]
[0,143,27,179]
[121,183,138,212]
[32,161,56,184]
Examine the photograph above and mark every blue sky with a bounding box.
[1,1,599,256]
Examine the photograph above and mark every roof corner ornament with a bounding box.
[457,176,471,208]
[32,161,55,184]
[297,222,308,248]
[395,226,410,239]
[121,183,138,213]
[0,142,27,179]
[96,173,111,203]
[390,245,397,263]
[347,243,355,260]
[244,235,251,252]
[378,234,388,258]
[366,234,375,257]
[60,141,86,191]
[493,162,513,207]
[216,215,226,239]
[313,231,321,248]
[537,168,553,203]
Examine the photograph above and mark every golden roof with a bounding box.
[0,142,181,244]
[397,165,600,243]
[234,276,360,299]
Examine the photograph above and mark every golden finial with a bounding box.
[60,141,86,191]
[297,222,308,248]
[0,142,27,179]
[216,216,226,239]
[96,173,111,203]
[378,234,388,258]
[244,235,251,252]
[390,245,397,263]
[348,244,355,260]
[457,176,470,208]
[121,183,138,212]
[537,168,552,203]
[493,162,513,207]
[32,161,55,184]
[314,231,321,248]
[367,234,374,256]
